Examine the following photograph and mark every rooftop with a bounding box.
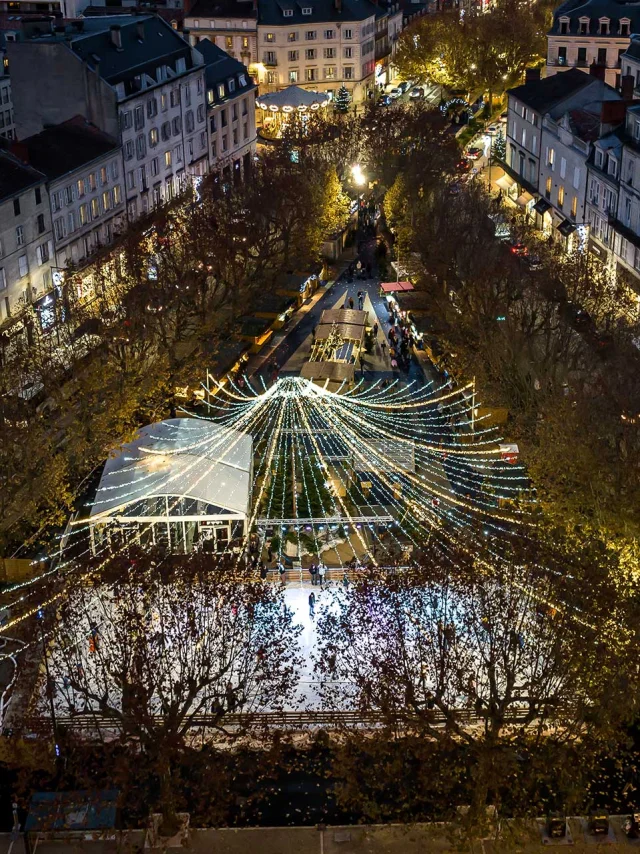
[0,149,46,202]
[623,33,640,61]
[186,0,257,21]
[196,37,256,95]
[550,0,640,34]
[258,0,378,27]
[18,116,119,181]
[508,68,597,112]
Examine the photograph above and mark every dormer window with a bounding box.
[620,18,630,35]
[283,8,293,15]
[559,16,569,34]
[599,17,609,35]
[595,149,603,168]
[239,73,246,86]
[608,155,618,177]
[302,7,312,14]
[228,77,235,92]
[579,17,589,34]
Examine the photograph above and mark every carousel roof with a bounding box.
[256,85,330,112]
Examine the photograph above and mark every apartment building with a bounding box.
[198,38,257,179]
[546,0,640,87]
[0,151,53,326]
[8,15,208,221]
[504,68,621,248]
[17,117,125,268]
[255,0,377,103]
[0,60,13,141]
[184,0,258,74]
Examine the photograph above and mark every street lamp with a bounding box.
[351,164,366,186]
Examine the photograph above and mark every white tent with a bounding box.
[84,418,253,554]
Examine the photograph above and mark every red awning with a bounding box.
[380,281,414,293]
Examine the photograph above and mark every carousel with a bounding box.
[256,85,330,138]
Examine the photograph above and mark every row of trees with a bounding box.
[15,534,637,831]
[0,150,351,554]
[393,0,550,105]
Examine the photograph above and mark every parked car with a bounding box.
[399,81,412,93]
[465,147,482,160]
[509,241,528,257]
[456,159,471,172]
[389,87,402,99]
[486,123,499,135]
[410,86,424,99]
[379,94,392,106]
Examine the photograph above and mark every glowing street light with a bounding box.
[351,164,366,186]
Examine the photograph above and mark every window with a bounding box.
[210,114,217,133]
[306,67,317,81]
[545,176,552,197]
[134,105,145,130]
[127,170,135,190]
[597,47,607,65]
[621,20,630,36]
[289,69,299,82]
[36,241,49,264]
[571,195,578,218]
[242,38,249,49]
[175,144,183,163]
[200,131,207,149]
[18,255,28,277]
[125,140,134,160]
[54,218,65,241]
[80,203,89,225]
[222,134,228,151]
[284,8,293,15]
[560,19,568,33]
[557,185,565,209]
[288,31,298,41]
[165,150,172,167]
[0,269,5,290]
[197,76,203,95]
[218,83,226,99]
[232,103,238,121]
[102,190,112,211]
[161,121,171,141]
[302,6,311,13]
[170,88,180,107]
[344,28,352,38]
[35,187,41,205]
[113,185,122,204]
[149,127,159,147]
[267,71,278,84]
[161,93,168,112]
[186,110,195,133]
[305,30,316,39]
[208,88,215,106]
[560,157,566,179]
[226,36,233,50]
[599,18,609,34]
[265,32,275,41]
[233,128,238,145]
[573,167,581,189]
[324,47,335,58]
[136,135,146,160]
[197,104,205,122]
[324,66,335,79]
[67,212,76,234]
[306,48,316,59]
[172,116,181,135]
[579,18,588,33]
[558,46,567,65]
[147,97,158,118]
[221,109,227,127]
[37,213,45,234]
[324,29,334,38]
[121,110,133,130]
[228,77,235,93]
[151,157,159,177]
[243,121,249,139]
[577,47,587,64]
[15,225,24,246]
[547,147,555,168]
[13,198,20,216]
[91,197,100,219]
[288,50,299,61]
[608,156,617,178]
[344,66,353,79]
[242,98,248,115]
[344,46,352,58]
[635,120,640,142]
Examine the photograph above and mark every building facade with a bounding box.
[546,0,640,87]
[0,151,53,325]
[184,0,258,76]
[17,117,125,268]
[8,15,208,221]
[198,38,257,179]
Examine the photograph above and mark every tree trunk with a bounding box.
[157,752,181,838]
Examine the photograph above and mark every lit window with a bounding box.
[165,150,172,167]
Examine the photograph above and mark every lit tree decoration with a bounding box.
[334,85,352,114]
[493,127,506,162]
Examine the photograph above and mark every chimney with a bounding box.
[136,20,145,41]
[621,73,635,102]
[589,61,606,81]
[335,0,342,12]
[525,67,541,83]
[110,24,122,49]
[600,99,626,127]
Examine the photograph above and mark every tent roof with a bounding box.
[89,418,252,520]
[256,86,329,109]
[380,281,414,293]
[320,308,368,326]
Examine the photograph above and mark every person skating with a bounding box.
[308,591,316,618]
[318,563,327,588]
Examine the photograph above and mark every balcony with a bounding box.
[263,55,277,67]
